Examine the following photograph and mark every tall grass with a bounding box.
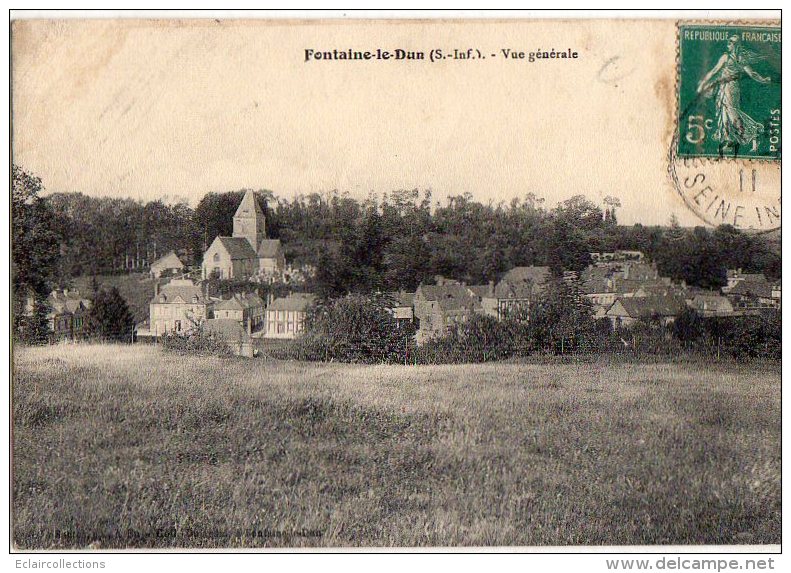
[12,344,780,548]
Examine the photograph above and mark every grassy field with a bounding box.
[12,344,780,548]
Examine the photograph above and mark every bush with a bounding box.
[86,287,135,342]
[415,314,532,364]
[285,293,417,364]
[160,326,233,357]
[669,310,781,362]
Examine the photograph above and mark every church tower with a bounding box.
[233,189,266,250]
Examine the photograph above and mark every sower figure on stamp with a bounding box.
[696,34,771,151]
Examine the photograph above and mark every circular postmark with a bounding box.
[668,132,781,232]
[669,23,781,232]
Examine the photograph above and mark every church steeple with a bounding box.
[233,190,266,250]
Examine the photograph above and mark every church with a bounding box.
[201,190,285,281]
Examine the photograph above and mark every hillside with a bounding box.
[71,273,156,323]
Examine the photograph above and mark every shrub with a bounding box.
[415,314,532,364]
[671,310,781,362]
[286,293,417,364]
[160,326,233,357]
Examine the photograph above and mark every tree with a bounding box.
[12,165,60,343]
[86,287,135,342]
[528,278,597,353]
[297,293,416,363]
[603,195,621,224]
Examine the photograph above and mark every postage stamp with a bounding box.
[669,22,781,231]
[677,25,781,160]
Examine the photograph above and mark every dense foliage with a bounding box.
[159,325,233,357]
[24,170,778,295]
[85,287,136,342]
[12,166,61,343]
[279,293,417,364]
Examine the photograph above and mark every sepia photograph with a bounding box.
[8,9,782,558]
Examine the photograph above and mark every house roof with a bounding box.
[48,291,91,314]
[494,266,550,299]
[214,296,245,311]
[609,295,686,319]
[234,189,266,219]
[257,239,283,258]
[386,291,415,307]
[738,272,767,282]
[152,281,206,304]
[580,266,615,294]
[216,237,258,260]
[418,284,480,312]
[691,294,734,312]
[214,292,265,311]
[204,318,250,341]
[623,262,659,281]
[150,251,184,270]
[729,279,773,298]
[268,293,316,312]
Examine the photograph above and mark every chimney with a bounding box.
[488,280,495,297]
[154,282,160,297]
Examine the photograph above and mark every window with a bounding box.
[213,253,220,262]
[175,320,182,332]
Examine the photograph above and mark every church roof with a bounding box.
[234,189,265,219]
[257,239,283,258]
[217,237,258,260]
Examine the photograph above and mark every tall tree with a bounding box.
[86,287,135,342]
[11,165,61,343]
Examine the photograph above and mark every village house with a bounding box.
[212,292,266,333]
[723,269,768,294]
[480,266,551,321]
[264,293,316,339]
[385,290,416,329]
[201,190,285,281]
[46,289,92,342]
[688,293,736,318]
[413,280,482,344]
[727,278,780,311]
[147,279,210,337]
[605,295,687,328]
[149,251,184,279]
[580,266,618,318]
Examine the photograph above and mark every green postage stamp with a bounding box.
[677,25,780,160]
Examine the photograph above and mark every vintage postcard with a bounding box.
[9,12,781,556]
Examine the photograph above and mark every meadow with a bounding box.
[12,344,780,548]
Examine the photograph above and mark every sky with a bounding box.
[12,18,713,226]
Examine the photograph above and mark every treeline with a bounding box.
[13,164,782,298]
